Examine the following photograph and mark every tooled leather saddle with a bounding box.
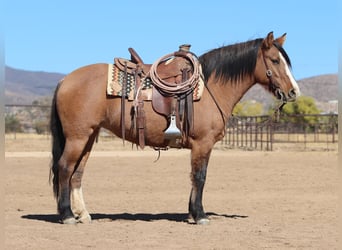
[110,45,202,149]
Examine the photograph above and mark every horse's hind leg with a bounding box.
[70,131,99,223]
[57,133,96,224]
[70,150,91,223]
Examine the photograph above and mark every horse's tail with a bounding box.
[49,80,65,199]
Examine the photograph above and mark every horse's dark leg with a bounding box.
[57,138,89,224]
[70,130,99,223]
[188,146,212,225]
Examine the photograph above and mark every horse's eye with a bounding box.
[271,58,280,64]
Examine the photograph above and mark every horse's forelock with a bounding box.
[273,42,291,68]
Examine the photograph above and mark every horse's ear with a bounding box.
[275,33,287,46]
[263,31,274,49]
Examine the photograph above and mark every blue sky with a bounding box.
[4,0,338,80]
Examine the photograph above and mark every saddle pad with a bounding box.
[107,63,204,101]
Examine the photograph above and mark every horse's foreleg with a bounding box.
[188,147,212,225]
[70,131,98,224]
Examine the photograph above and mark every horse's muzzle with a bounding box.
[287,88,297,101]
[275,88,297,103]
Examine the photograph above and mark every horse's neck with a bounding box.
[207,76,255,117]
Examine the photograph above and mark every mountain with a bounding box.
[241,73,338,112]
[296,74,338,102]
[5,66,64,104]
[4,66,338,111]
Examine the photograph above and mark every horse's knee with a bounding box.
[192,168,207,185]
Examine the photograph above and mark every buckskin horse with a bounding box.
[50,32,300,225]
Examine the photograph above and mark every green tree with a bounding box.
[282,96,320,115]
[233,100,263,116]
[281,96,321,127]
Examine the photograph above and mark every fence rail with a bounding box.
[5,105,338,151]
[222,114,338,151]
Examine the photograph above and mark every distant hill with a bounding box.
[296,74,338,102]
[5,66,64,104]
[241,73,338,112]
[4,66,338,111]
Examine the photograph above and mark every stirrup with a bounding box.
[164,115,181,140]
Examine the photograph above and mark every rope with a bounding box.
[149,52,200,96]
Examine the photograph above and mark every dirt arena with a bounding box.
[5,135,338,249]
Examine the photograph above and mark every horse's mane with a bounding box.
[199,38,291,83]
[199,39,263,83]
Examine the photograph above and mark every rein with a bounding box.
[205,79,285,136]
[204,82,228,127]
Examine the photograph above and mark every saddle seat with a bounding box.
[115,47,191,83]
[114,46,196,116]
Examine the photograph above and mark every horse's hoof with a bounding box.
[196,218,210,225]
[62,217,77,225]
[77,214,92,224]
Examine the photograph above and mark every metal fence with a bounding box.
[222,114,338,151]
[5,105,338,151]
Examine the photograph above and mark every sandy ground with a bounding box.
[4,136,338,249]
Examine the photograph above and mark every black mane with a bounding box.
[199,38,292,83]
[199,39,263,83]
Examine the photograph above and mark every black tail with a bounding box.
[49,82,65,199]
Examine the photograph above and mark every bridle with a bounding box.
[261,46,287,109]
[205,44,289,129]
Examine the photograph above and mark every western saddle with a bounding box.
[114,45,200,149]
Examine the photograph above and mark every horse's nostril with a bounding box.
[288,88,297,99]
[275,89,285,100]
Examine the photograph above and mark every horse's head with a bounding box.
[255,32,300,103]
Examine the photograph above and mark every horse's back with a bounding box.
[60,63,108,89]
[58,63,108,98]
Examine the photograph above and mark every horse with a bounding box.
[50,32,300,225]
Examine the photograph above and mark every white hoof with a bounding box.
[63,217,77,225]
[196,218,210,225]
[77,213,92,224]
